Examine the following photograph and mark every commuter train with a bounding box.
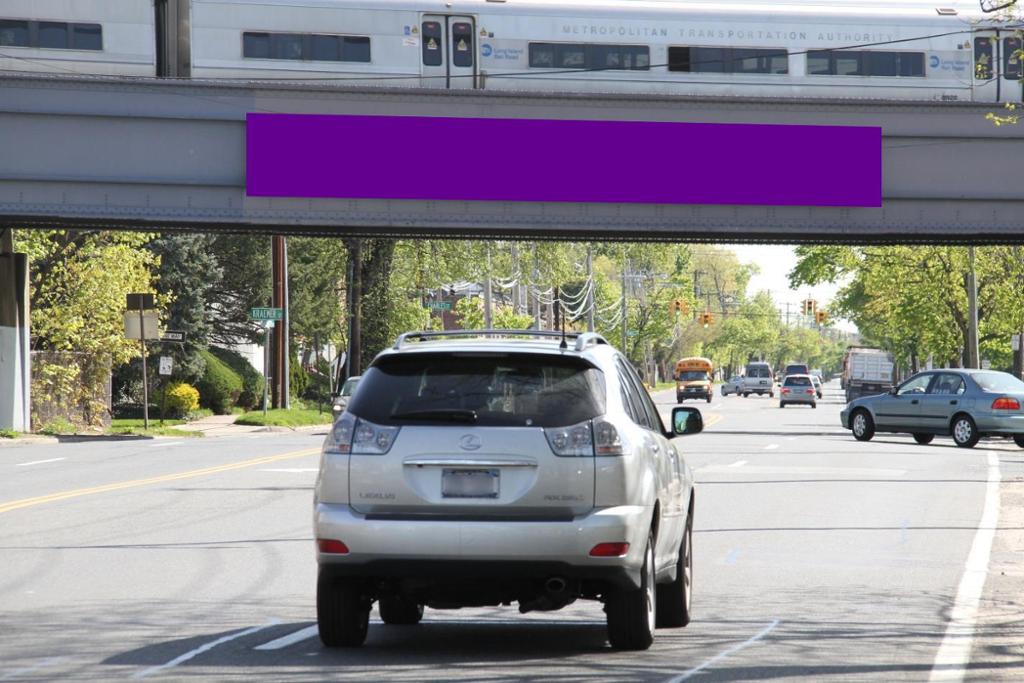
[1,0,1022,102]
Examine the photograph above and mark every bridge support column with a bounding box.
[0,228,30,432]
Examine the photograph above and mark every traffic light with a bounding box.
[700,311,714,328]
[669,299,689,316]
[803,298,817,316]
[815,309,828,325]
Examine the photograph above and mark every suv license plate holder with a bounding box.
[442,468,499,498]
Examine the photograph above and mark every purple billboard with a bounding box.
[246,113,881,207]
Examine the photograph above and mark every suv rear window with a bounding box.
[348,352,606,428]
[785,364,809,375]
[745,365,771,378]
[784,376,811,386]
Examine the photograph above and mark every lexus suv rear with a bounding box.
[314,331,700,650]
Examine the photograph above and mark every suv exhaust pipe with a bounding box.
[545,577,567,594]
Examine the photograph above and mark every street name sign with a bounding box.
[250,307,283,321]
[160,331,186,342]
[424,301,452,311]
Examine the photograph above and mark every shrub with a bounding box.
[206,346,264,409]
[195,350,243,415]
[163,381,200,417]
[290,361,309,401]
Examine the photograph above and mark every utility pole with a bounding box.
[533,247,541,330]
[966,245,980,369]
[1016,247,1024,379]
[271,235,291,408]
[484,245,493,329]
[346,239,362,381]
[511,244,520,314]
[586,244,595,332]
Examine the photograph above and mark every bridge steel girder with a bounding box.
[1,72,1023,244]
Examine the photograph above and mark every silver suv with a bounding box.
[314,331,700,650]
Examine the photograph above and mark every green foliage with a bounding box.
[38,417,76,435]
[290,360,310,400]
[0,428,17,439]
[206,346,264,409]
[235,408,332,427]
[195,349,243,415]
[163,381,200,415]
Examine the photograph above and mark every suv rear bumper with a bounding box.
[314,502,651,590]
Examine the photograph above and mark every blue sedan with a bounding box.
[840,369,1024,448]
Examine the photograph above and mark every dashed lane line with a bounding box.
[764,444,779,450]
[14,458,65,467]
[728,460,748,468]
[133,620,280,679]
[0,448,319,515]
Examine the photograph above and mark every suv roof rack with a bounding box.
[392,330,608,352]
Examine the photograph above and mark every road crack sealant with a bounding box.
[666,619,781,682]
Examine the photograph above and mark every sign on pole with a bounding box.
[424,301,452,311]
[159,356,173,376]
[160,330,186,343]
[981,359,991,370]
[124,312,159,340]
[250,307,284,321]
[1013,334,1021,352]
[126,293,155,310]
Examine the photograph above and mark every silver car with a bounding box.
[721,375,743,396]
[779,374,817,408]
[314,331,699,650]
[331,375,361,417]
[841,369,1024,448]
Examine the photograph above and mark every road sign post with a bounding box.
[251,312,280,416]
[127,293,156,429]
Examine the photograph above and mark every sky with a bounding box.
[727,244,857,333]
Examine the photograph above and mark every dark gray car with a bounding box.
[840,369,1024,448]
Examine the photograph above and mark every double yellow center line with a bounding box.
[0,447,320,515]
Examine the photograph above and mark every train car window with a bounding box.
[557,44,586,68]
[1004,37,1021,80]
[867,52,924,77]
[271,33,303,60]
[694,47,726,73]
[529,43,555,67]
[311,35,340,61]
[835,52,863,76]
[668,46,692,72]
[71,24,102,51]
[975,38,993,80]
[731,48,788,74]
[243,33,271,59]
[529,43,648,70]
[807,50,831,74]
[451,22,473,67]
[342,36,370,63]
[422,22,443,66]
[0,20,29,47]
[38,22,69,49]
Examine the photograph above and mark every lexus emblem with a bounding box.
[459,434,482,451]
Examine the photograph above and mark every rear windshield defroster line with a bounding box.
[347,353,607,428]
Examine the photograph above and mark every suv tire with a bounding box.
[656,511,692,629]
[606,533,656,650]
[317,571,370,647]
[951,414,980,449]
[1015,435,1024,449]
[913,433,934,445]
[378,595,424,625]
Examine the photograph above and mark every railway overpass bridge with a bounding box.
[2,72,1023,430]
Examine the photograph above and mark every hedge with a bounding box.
[207,346,264,409]
[196,349,243,415]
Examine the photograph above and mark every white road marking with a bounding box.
[14,458,65,467]
[697,465,906,477]
[928,450,1001,682]
[254,625,318,650]
[764,444,779,450]
[258,468,319,473]
[0,657,65,680]
[728,460,748,468]
[149,441,183,448]
[133,620,280,679]
[667,619,780,682]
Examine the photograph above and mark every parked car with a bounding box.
[780,374,817,408]
[810,374,823,399]
[721,375,743,396]
[315,330,699,650]
[740,361,774,397]
[841,369,1024,448]
[331,375,362,417]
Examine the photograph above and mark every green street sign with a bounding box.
[627,330,638,338]
[424,301,452,311]
[250,307,283,321]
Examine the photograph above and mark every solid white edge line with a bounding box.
[728,460,748,468]
[928,450,1001,683]
[667,619,781,683]
[133,620,280,679]
[254,625,319,651]
[764,444,779,450]
[14,458,65,467]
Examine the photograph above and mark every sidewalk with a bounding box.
[175,413,331,437]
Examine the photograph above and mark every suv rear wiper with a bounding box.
[389,409,479,423]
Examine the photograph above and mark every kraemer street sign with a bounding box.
[250,307,283,321]
[424,301,452,311]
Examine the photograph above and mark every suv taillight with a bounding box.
[324,413,399,455]
[545,420,593,457]
[593,418,624,456]
[992,397,1020,410]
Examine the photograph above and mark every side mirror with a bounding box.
[672,407,704,436]
[889,386,898,395]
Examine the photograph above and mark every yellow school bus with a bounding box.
[675,357,713,404]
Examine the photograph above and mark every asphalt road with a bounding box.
[1,381,1022,682]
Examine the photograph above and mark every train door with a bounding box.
[420,15,477,89]
[973,31,1024,102]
